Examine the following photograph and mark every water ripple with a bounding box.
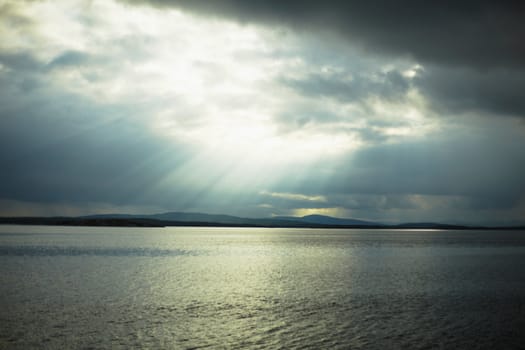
[0,245,195,257]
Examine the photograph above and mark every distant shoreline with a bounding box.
[1,217,524,230]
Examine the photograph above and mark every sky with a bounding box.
[1,0,524,224]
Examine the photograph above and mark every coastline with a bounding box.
[1,217,523,230]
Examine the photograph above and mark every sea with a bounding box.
[1,225,525,349]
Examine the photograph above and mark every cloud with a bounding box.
[0,2,35,32]
[0,91,192,205]
[1,0,524,224]
[0,52,42,73]
[260,190,327,203]
[414,65,525,118]
[282,69,411,103]
[123,0,525,121]
[46,50,97,69]
[252,111,525,224]
[310,119,525,206]
[123,0,525,69]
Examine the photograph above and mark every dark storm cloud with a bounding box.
[123,0,525,69]
[415,66,525,117]
[330,128,525,209]
[0,93,191,205]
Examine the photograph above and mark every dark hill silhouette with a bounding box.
[2,211,524,229]
[85,212,380,227]
[273,214,376,226]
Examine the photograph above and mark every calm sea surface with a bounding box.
[1,225,525,349]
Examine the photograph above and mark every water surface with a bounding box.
[1,226,525,349]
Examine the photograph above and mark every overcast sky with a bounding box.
[1,0,524,224]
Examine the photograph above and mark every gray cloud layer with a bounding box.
[283,70,410,104]
[415,66,525,118]
[124,0,525,69]
[124,0,525,120]
[1,1,524,224]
